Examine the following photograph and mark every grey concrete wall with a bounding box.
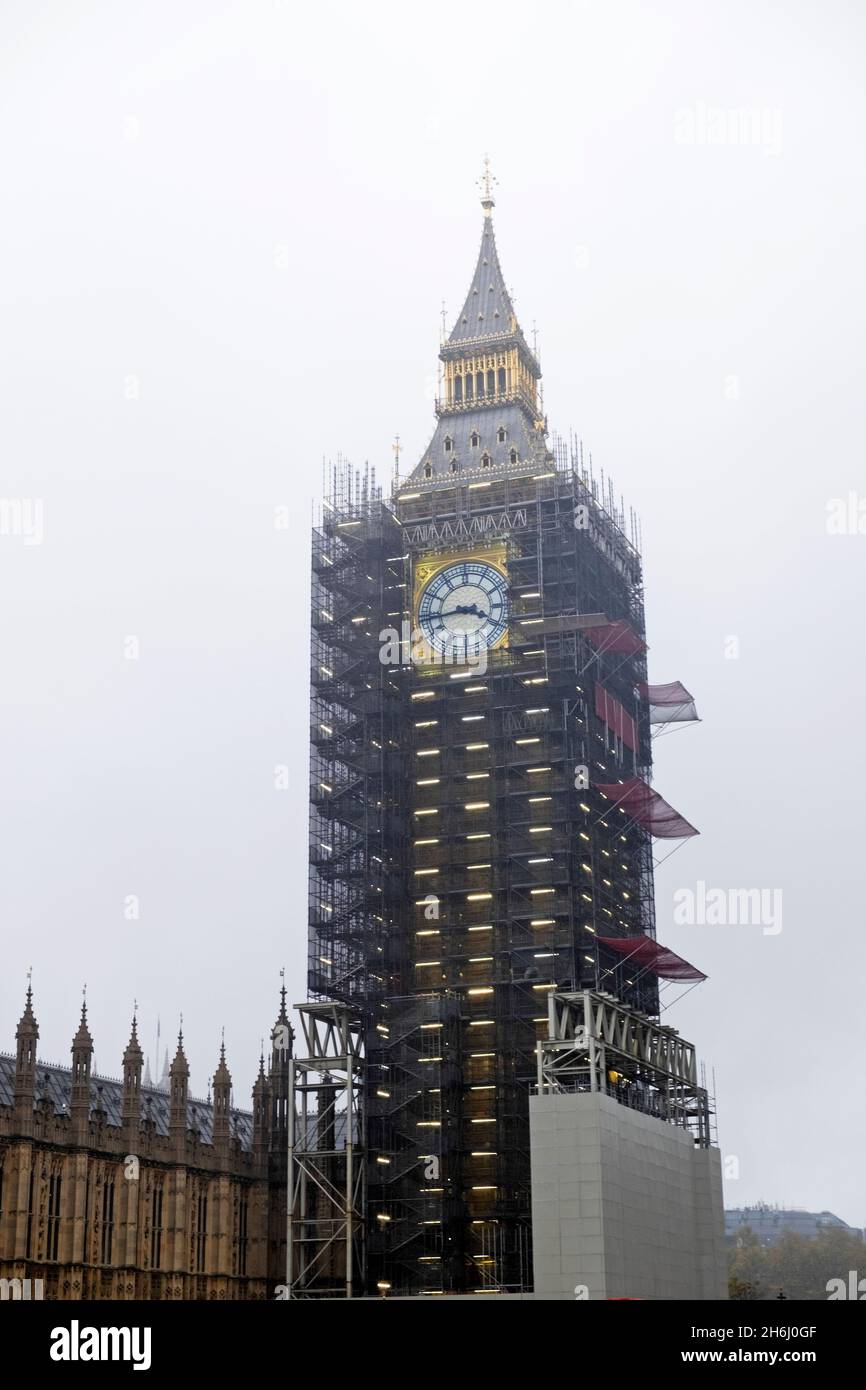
[530,1091,728,1301]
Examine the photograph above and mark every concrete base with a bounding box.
[530,1091,727,1300]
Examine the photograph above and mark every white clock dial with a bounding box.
[418,560,509,656]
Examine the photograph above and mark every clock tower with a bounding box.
[307,172,670,1296]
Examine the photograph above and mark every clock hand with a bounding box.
[440,603,488,619]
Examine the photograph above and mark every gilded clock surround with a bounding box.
[412,544,510,654]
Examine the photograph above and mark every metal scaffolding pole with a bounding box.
[286,1002,366,1298]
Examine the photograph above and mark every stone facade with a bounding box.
[0,986,293,1300]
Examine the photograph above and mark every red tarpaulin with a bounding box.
[595,682,638,753]
[597,934,707,982]
[596,776,699,838]
[582,619,646,655]
[638,680,698,725]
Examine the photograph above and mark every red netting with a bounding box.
[594,682,638,752]
[597,934,706,982]
[596,776,699,838]
[582,619,646,655]
[638,680,698,725]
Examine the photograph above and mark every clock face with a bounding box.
[417,560,509,657]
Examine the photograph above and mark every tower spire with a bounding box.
[399,176,551,490]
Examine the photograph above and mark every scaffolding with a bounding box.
[536,989,713,1147]
[286,1002,366,1298]
[308,441,672,1295]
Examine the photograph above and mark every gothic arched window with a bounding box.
[481,454,491,469]
[510,449,518,465]
[476,372,485,398]
[444,436,453,453]
[454,375,463,403]
[425,463,433,478]
[465,375,474,401]
[487,369,495,395]
[470,432,479,449]
[497,427,506,443]
[498,367,506,393]
[450,460,458,474]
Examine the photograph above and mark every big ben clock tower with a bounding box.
[306,169,685,1296]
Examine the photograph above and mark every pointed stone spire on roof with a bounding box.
[73,994,93,1049]
[17,969,38,1040]
[170,1021,189,1079]
[214,1030,231,1087]
[123,1007,143,1065]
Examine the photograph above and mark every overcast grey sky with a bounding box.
[1,1,864,1226]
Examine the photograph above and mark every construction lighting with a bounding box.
[465,742,489,750]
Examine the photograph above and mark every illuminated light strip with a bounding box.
[465,742,489,751]
[531,918,555,926]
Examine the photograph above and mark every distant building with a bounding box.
[726,1203,863,1247]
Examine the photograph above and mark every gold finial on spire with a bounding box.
[478,154,497,216]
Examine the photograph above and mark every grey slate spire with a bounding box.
[401,165,551,491]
